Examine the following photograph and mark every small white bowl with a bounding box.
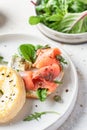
[37,23,87,44]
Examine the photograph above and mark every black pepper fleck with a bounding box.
[13,93,15,96]
[1,73,5,75]
[80,104,83,107]
[65,89,69,92]
[9,80,13,83]
[6,75,10,77]
[9,97,12,100]
[1,100,4,102]
[35,105,38,107]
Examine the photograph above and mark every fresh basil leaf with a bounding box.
[37,88,48,101]
[18,44,36,63]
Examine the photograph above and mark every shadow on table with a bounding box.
[0,12,7,27]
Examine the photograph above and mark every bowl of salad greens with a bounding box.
[29,0,87,44]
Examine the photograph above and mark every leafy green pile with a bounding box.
[29,0,87,34]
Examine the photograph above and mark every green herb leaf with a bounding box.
[0,56,3,61]
[54,80,63,84]
[29,16,42,25]
[37,88,48,101]
[56,55,67,65]
[41,44,50,49]
[18,44,36,63]
[23,111,59,121]
[35,44,50,50]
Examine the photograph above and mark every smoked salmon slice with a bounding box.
[33,48,61,68]
[33,78,58,92]
[32,64,61,82]
[21,71,34,90]
[21,63,61,92]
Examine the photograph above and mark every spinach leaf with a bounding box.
[37,88,48,101]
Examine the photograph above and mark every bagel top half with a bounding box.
[0,66,26,123]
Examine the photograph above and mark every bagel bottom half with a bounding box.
[0,66,26,123]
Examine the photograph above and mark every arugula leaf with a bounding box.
[37,88,48,101]
[35,44,50,50]
[23,111,59,121]
[54,80,63,84]
[18,44,36,63]
[56,55,67,65]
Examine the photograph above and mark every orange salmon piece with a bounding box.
[33,48,61,68]
[33,78,58,92]
[33,64,61,82]
[21,71,34,90]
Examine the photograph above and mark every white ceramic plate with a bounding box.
[37,23,87,44]
[0,34,78,130]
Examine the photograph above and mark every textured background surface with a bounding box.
[0,0,87,130]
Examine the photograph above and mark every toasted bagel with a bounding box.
[0,66,26,123]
